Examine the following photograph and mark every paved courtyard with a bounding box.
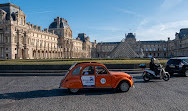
[0,74,188,111]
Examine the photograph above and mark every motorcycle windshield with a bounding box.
[154,59,160,65]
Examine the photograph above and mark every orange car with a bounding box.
[59,62,134,93]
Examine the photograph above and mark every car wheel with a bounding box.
[119,81,130,92]
[184,70,188,77]
[143,74,150,82]
[68,88,79,94]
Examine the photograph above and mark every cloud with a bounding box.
[116,8,144,18]
[136,20,188,41]
[160,0,183,11]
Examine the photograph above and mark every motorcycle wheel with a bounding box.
[143,73,150,82]
[162,73,170,81]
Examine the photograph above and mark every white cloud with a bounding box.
[160,0,183,11]
[136,20,188,41]
[116,8,144,18]
[135,0,187,41]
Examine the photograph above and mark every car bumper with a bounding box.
[130,77,135,88]
[132,84,135,88]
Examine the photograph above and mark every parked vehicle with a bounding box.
[165,57,188,77]
[139,58,170,82]
[59,62,134,93]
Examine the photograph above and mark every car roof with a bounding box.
[170,57,188,60]
[75,62,103,66]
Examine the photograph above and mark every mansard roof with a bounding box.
[77,33,88,42]
[178,28,188,39]
[98,42,121,45]
[0,3,20,9]
[49,17,70,29]
[126,33,136,38]
[140,40,167,44]
[0,3,20,20]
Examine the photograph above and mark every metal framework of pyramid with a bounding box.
[109,41,139,58]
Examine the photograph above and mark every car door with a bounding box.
[66,66,83,89]
[95,65,112,88]
[81,66,95,88]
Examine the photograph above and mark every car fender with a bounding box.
[113,77,132,88]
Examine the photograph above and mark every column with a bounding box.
[0,34,1,43]
[24,48,29,59]
[1,34,3,43]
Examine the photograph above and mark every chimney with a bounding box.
[60,18,63,22]
[31,24,34,28]
[34,25,38,29]
[168,37,170,41]
[27,22,30,25]
[54,18,57,22]
[44,28,48,32]
[38,26,42,30]
[57,17,60,21]
[57,17,60,28]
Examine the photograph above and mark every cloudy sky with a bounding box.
[0,0,188,42]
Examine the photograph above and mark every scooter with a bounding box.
[139,58,170,82]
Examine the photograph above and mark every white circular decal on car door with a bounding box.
[100,78,106,84]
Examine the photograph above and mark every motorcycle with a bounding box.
[139,58,170,82]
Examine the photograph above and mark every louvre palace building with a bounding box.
[93,30,188,58]
[0,3,188,59]
[0,3,92,59]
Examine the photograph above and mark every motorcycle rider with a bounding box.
[149,57,155,71]
[149,57,159,76]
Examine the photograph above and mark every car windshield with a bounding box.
[64,63,78,77]
[182,59,188,65]
[69,63,77,71]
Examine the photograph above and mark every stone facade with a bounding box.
[94,33,167,58]
[94,32,188,58]
[167,28,188,57]
[0,3,92,59]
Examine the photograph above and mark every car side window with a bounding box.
[82,66,94,75]
[96,66,108,75]
[72,66,82,75]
